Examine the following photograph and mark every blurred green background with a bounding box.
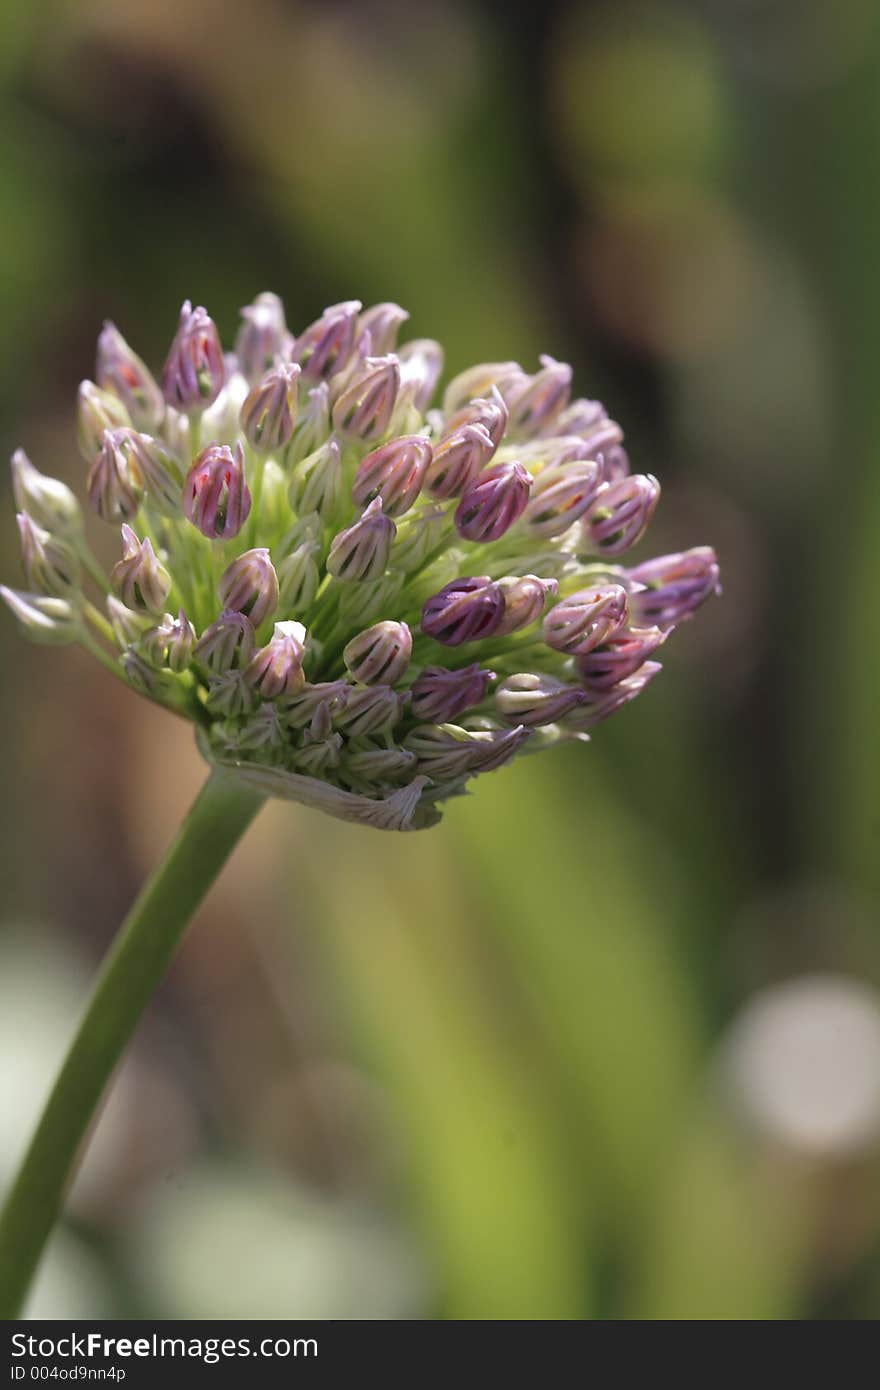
[3,0,880,1320]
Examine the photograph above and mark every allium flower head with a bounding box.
[2,293,719,830]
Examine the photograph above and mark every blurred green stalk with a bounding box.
[0,770,265,1317]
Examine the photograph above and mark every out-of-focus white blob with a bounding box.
[721,974,880,1158]
[24,1230,112,1320]
[126,1163,432,1320]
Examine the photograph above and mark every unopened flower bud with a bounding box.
[106,594,151,647]
[543,583,629,655]
[11,450,83,541]
[193,609,256,672]
[442,388,508,450]
[205,671,258,718]
[343,743,418,786]
[235,292,290,383]
[397,339,444,412]
[506,356,572,437]
[358,303,409,355]
[87,429,143,523]
[280,680,350,728]
[96,322,165,431]
[294,732,344,777]
[0,587,80,645]
[391,504,449,574]
[410,663,494,722]
[120,429,183,516]
[556,399,624,457]
[122,649,184,702]
[597,444,630,483]
[496,672,587,727]
[184,442,252,540]
[564,662,662,730]
[218,548,279,627]
[334,684,407,736]
[294,300,361,381]
[421,575,505,646]
[454,460,532,542]
[583,474,660,555]
[332,355,400,442]
[352,435,432,517]
[327,497,396,582]
[277,541,321,613]
[576,626,666,690]
[288,437,344,522]
[290,382,330,464]
[161,301,225,412]
[17,513,81,597]
[244,620,306,698]
[236,704,287,755]
[344,620,412,685]
[143,609,196,672]
[496,574,558,635]
[111,525,171,613]
[77,381,130,463]
[426,424,494,499]
[522,460,602,539]
[403,723,483,780]
[239,363,301,454]
[443,361,523,416]
[627,547,721,628]
[466,723,531,772]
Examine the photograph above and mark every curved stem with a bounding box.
[0,768,265,1317]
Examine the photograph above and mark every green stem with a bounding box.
[0,768,265,1317]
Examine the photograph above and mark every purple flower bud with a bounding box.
[245,620,307,698]
[403,723,484,781]
[410,663,494,722]
[543,584,629,655]
[87,428,143,523]
[289,437,344,522]
[627,547,721,629]
[193,609,256,672]
[352,435,432,517]
[280,679,350,728]
[496,672,587,727]
[235,292,290,383]
[77,381,130,463]
[183,442,252,540]
[466,723,531,772]
[205,671,258,718]
[17,513,81,597]
[344,620,412,685]
[0,586,80,645]
[11,450,83,541]
[327,497,396,582]
[343,744,418,786]
[218,547,279,627]
[294,300,361,381]
[454,460,532,542]
[421,575,505,646]
[442,388,508,450]
[426,423,495,499]
[564,662,663,730]
[495,574,558,635]
[118,429,183,516]
[110,525,171,614]
[294,732,344,777]
[96,322,165,431]
[331,355,399,441]
[576,625,666,691]
[397,339,445,413]
[143,609,196,672]
[442,361,523,416]
[161,301,225,413]
[334,684,407,736]
[597,444,630,483]
[506,356,572,436]
[583,474,660,556]
[239,362,301,454]
[358,302,409,355]
[522,460,603,539]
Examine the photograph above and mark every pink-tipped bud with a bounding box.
[331,355,400,441]
[575,625,666,691]
[442,388,508,450]
[161,301,225,413]
[17,513,81,597]
[556,398,624,455]
[522,460,602,539]
[193,609,256,672]
[120,429,183,516]
[97,322,165,431]
[426,423,495,499]
[358,302,409,355]
[183,442,252,540]
[87,428,143,523]
[218,547,279,627]
[143,609,196,672]
[110,525,171,614]
[294,301,361,382]
[78,381,130,463]
[245,620,307,698]
[583,474,660,556]
[239,362,301,454]
[352,435,432,517]
[627,547,721,629]
[397,339,445,413]
[543,584,629,655]
[442,361,523,416]
[496,673,587,727]
[327,497,396,582]
[343,620,412,685]
[421,575,505,646]
[235,292,290,383]
[506,355,572,436]
[410,663,494,722]
[454,460,532,542]
[495,574,558,635]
